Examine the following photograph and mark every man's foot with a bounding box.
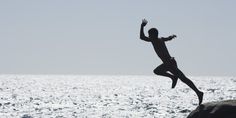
[171,77,178,89]
[198,91,204,105]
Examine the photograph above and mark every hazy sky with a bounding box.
[0,1,235,75]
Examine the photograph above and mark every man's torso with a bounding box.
[151,39,172,63]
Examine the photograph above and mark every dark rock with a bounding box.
[187,100,236,118]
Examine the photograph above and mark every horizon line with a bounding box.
[0,74,234,77]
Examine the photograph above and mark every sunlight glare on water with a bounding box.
[0,75,235,118]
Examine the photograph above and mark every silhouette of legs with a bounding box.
[168,67,203,105]
[154,58,203,105]
[154,64,178,88]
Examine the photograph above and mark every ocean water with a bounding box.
[0,75,235,118]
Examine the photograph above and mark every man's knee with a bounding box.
[153,69,163,75]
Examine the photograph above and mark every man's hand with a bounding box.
[170,34,177,39]
[162,34,177,42]
[140,19,151,42]
[141,19,148,27]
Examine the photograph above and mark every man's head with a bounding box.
[148,28,159,38]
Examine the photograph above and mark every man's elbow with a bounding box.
[140,37,147,41]
[139,35,143,40]
[140,37,150,42]
[140,36,143,40]
[140,35,146,40]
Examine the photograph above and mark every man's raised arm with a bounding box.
[161,35,177,42]
[140,19,150,42]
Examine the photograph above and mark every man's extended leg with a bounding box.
[153,64,178,88]
[169,68,203,105]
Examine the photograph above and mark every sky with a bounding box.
[0,0,235,76]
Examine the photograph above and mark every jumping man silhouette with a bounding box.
[139,19,203,105]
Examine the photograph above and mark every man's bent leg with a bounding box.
[153,64,178,88]
[169,68,203,105]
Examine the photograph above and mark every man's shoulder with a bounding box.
[158,38,165,41]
